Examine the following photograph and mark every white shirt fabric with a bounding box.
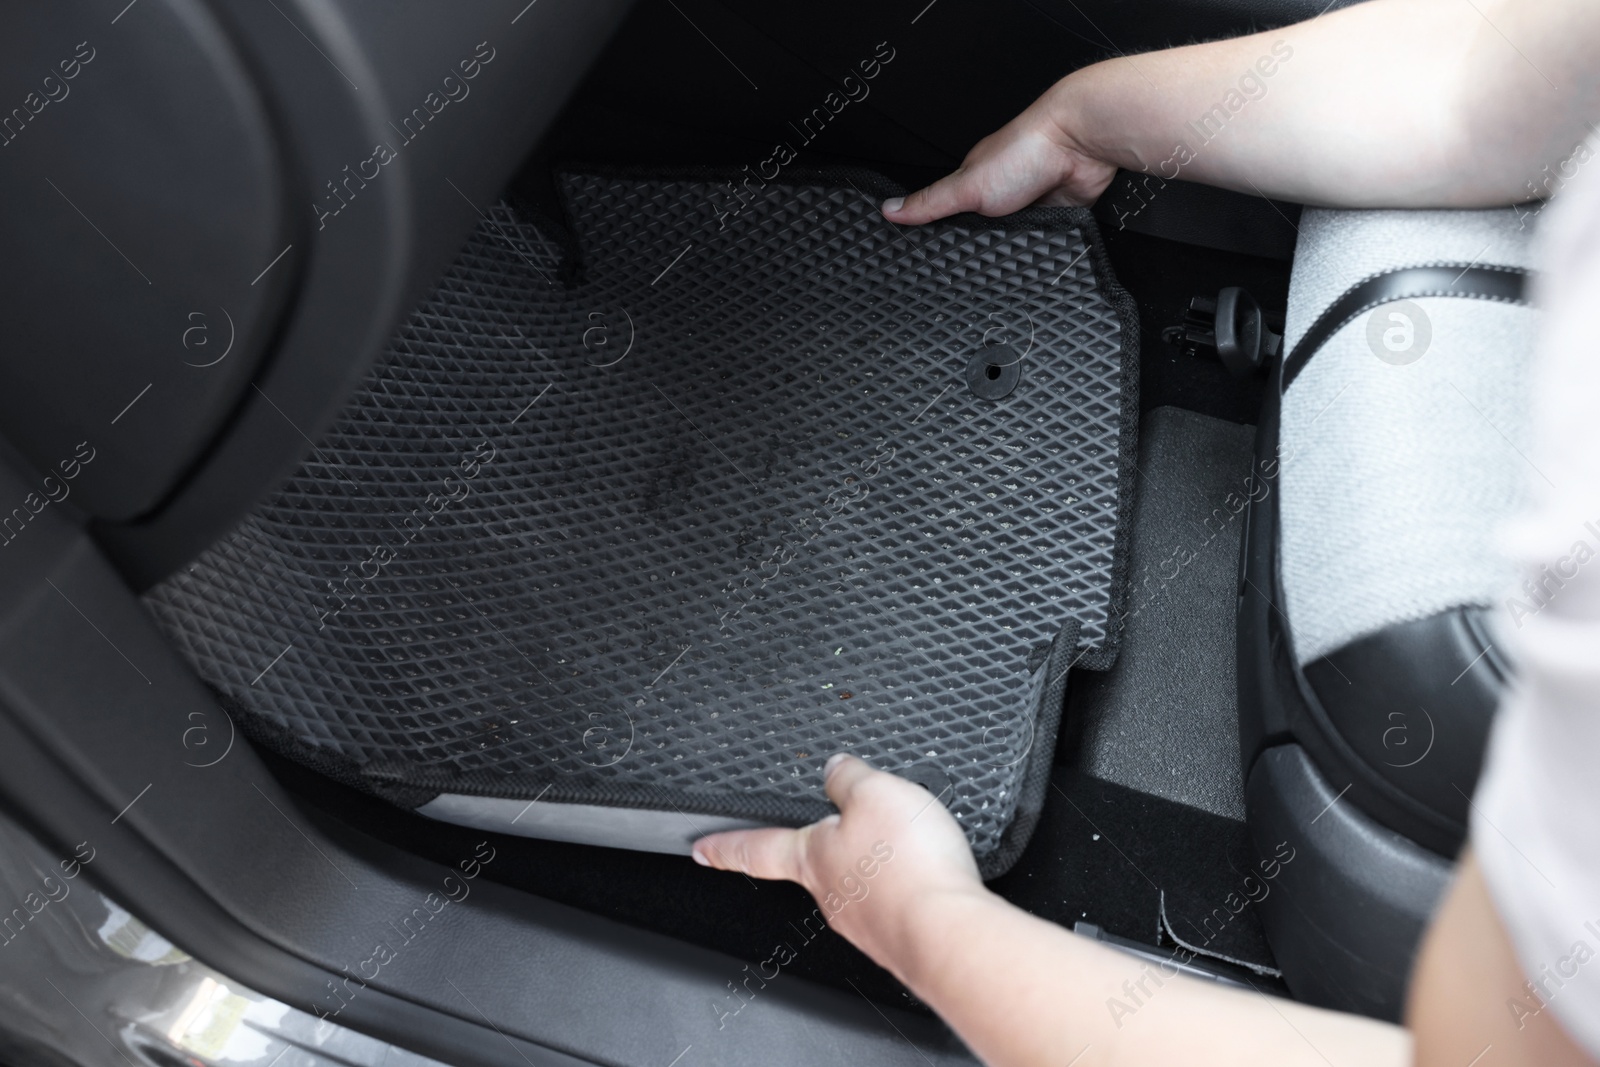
[1473,135,1600,1057]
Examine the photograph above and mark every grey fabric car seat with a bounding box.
[1238,206,1538,1018]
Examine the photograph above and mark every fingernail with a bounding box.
[691,847,710,867]
[825,753,849,777]
[881,197,904,214]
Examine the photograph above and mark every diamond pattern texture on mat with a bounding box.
[145,173,1127,858]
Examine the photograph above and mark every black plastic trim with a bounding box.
[1303,608,1508,835]
[0,1,298,523]
[1245,745,1451,1020]
[95,0,639,589]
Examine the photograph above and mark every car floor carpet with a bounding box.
[1065,405,1256,821]
[990,767,1280,976]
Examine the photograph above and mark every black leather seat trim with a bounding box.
[1282,263,1529,390]
[1303,607,1510,844]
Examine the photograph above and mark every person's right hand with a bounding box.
[690,754,988,983]
[881,80,1117,225]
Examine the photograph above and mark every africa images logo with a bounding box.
[1365,300,1431,365]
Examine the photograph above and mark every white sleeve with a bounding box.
[1471,134,1600,1058]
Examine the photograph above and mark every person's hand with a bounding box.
[691,754,990,978]
[881,79,1117,225]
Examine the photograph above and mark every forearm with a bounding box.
[895,887,1408,1067]
[1047,0,1595,208]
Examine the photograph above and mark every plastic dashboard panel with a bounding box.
[76,0,639,589]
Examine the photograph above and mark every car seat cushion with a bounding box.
[1279,208,1538,666]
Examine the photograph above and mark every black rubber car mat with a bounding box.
[145,168,1138,876]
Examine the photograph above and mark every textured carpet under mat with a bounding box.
[1066,406,1255,820]
[145,168,1139,875]
[991,767,1279,976]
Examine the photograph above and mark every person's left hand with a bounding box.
[691,754,989,978]
[879,77,1117,225]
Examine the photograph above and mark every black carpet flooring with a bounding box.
[1064,406,1256,820]
[989,768,1276,975]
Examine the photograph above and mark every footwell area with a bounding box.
[992,769,1278,977]
[1067,406,1256,820]
[1040,406,1277,973]
[231,392,1274,1016]
[146,170,1138,874]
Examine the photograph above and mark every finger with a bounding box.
[881,168,977,225]
[691,825,805,881]
[821,752,881,811]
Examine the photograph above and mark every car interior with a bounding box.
[0,1,1535,1065]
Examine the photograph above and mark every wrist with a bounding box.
[1036,69,1091,144]
[890,883,1001,993]
[1037,65,1123,173]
